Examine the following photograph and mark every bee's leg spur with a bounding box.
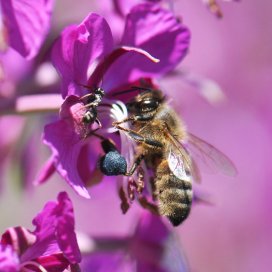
[125,154,144,176]
[138,196,159,215]
[136,167,145,194]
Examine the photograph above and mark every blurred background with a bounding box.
[0,1,271,272]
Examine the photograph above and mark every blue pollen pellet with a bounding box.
[100,151,127,176]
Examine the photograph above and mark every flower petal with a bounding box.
[0,244,19,272]
[21,192,81,265]
[41,95,90,198]
[43,120,90,198]
[55,192,81,264]
[104,3,190,90]
[51,13,114,98]
[1,227,36,256]
[132,212,189,272]
[88,45,159,87]
[0,0,54,59]
[33,156,56,185]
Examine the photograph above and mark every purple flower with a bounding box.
[81,212,188,272]
[0,0,54,59]
[109,0,163,18]
[37,4,190,198]
[0,192,81,271]
[110,0,239,18]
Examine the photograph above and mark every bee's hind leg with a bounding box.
[138,196,159,215]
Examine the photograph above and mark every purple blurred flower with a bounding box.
[0,192,81,271]
[110,0,239,19]
[37,4,190,198]
[0,0,54,59]
[81,212,188,272]
[111,0,163,18]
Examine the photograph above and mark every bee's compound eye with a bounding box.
[140,99,158,112]
[99,151,127,176]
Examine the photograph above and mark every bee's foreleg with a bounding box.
[113,116,135,125]
[114,125,163,148]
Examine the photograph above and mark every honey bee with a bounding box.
[113,88,237,226]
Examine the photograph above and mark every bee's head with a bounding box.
[127,89,165,117]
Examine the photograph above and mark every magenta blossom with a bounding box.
[0,192,81,271]
[81,212,188,272]
[36,3,190,198]
[110,0,239,19]
[0,0,54,59]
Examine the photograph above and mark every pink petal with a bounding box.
[88,45,159,87]
[51,13,114,98]
[33,156,56,185]
[43,120,90,199]
[22,192,81,265]
[0,0,54,59]
[104,3,190,90]
[40,96,92,198]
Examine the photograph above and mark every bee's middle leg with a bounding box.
[125,153,144,176]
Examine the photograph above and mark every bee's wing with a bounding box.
[187,133,238,177]
[167,145,191,182]
[164,130,202,182]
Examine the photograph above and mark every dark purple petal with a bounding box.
[51,13,114,98]
[104,3,190,90]
[35,253,69,271]
[23,254,69,272]
[0,0,54,59]
[21,192,81,265]
[0,244,19,272]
